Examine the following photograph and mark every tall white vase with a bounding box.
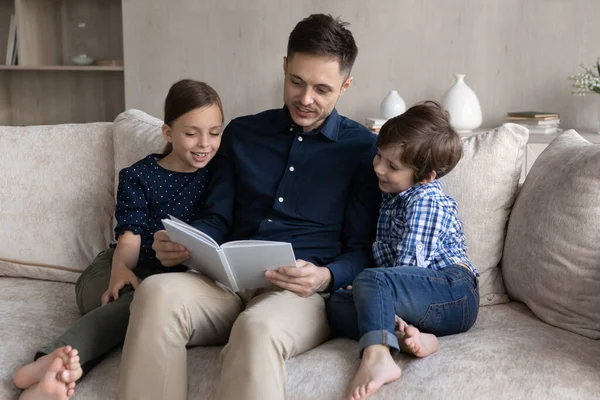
[380,90,406,119]
[441,74,482,132]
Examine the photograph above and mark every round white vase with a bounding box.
[380,90,406,119]
[441,74,482,132]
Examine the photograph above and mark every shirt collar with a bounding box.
[276,106,340,142]
[383,180,442,203]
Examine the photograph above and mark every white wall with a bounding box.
[123,0,600,131]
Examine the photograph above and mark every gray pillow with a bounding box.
[502,130,600,339]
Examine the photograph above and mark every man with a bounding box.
[118,13,381,400]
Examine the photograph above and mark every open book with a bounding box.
[161,216,296,292]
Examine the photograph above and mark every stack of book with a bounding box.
[365,118,387,133]
[504,111,560,134]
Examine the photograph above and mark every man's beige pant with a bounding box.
[118,271,331,400]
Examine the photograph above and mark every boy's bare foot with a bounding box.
[19,357,76,400]
[347,344,402,400]
[14,346,77,389]
[398,325,439,358]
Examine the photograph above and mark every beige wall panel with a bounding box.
[122,0,599,131]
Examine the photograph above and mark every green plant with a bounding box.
[568,58,600,95]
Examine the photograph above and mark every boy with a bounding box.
[327,101,480,400]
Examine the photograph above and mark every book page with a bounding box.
[162,219,236,290]
[223,242,296,290]
[165,216,219,248]
[222,240,283,247]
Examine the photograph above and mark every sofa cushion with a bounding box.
[112,109,164,189]
[439,123,528,306]
[0,123,115,283]
[1,277,598,399]
[502,130,600,339]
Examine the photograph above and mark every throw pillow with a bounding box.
[440,123,528,306]
[502,130,600,339]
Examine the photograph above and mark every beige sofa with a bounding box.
[1,110,599,400]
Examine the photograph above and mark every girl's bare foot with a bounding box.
[14,346,76,389]
[59,351,82,384]
[347,344,402,400]
[18,357,76,400]
[399,325,439,358]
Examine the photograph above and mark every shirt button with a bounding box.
[289,166,295,172]
[278,197,284,203]
[386,210,390,215]
[417,244,423,250]
[298,136,303,142]
[289,127,293,131]
[268,219,273,222]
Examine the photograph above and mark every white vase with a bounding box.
[380,90,406,119]
[441,74,482,132]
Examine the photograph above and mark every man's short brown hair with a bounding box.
[377,101,462,182]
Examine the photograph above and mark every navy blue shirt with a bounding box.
[193,107,381,290]
[114,154,210,271]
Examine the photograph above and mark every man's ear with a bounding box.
[419,170,437,185]
[340,76,353,95]
[283,56,288,75]
[161,124,173,143]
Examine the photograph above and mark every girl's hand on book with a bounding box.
[265,259,331,297]
[101,265,139,305]
[153,230,190,267]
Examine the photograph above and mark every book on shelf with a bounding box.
[507,111,559,119]
[5,14,17,65]
[505,117,560,126]
[161,216,297,292]
[365,117,387,129]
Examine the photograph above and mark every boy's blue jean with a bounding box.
[326,265,479,356]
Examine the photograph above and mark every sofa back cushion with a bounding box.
[502,130,600,339]
[440,123,528,306]
[113,109,165,189]
[0,123,115,283]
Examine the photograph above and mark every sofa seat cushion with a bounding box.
[0,123,115,283]
[2,278,598,400]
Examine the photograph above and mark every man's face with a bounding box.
[283,52,352,132]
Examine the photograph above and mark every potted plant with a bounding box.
[568,58,600,133]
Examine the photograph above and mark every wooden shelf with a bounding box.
[0,65,123,71]
[0,0,124,125]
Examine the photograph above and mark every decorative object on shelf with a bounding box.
[568,57,600,134]
[72,21,94,66]
[504,111,560,135]
[98,59,123,67]
[365,117,387,134]
[72,54,94,65]
[380,90,406,119]
[441,74,482,133]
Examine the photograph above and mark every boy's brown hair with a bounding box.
[377,101,462,182]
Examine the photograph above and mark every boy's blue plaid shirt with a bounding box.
[373,180,478,276]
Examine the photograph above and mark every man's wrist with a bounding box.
[317,267,333,293]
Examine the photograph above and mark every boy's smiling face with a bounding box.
[373,146,416,194]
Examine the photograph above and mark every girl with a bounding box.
[13,79,224,400]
